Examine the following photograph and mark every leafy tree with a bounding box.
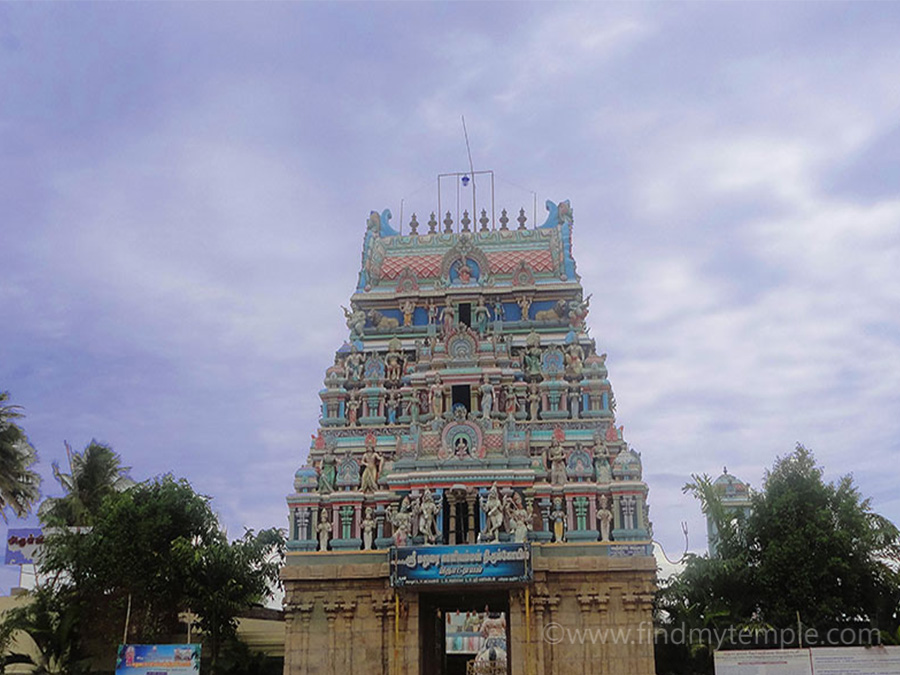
[657,445,900,675]
[39,440,134,527]
[749,445,900,632]
[174,528,284,673]
[9,472,284,674]
[0,391,41,521]
[38,474,223,660]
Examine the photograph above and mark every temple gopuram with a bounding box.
[283,185,656,675]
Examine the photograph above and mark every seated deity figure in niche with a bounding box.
[362,507,376,550]
[359,441,383,493]
[454,435,471,459]
[317,451,336,494]
[456,257,473,284]
[472,297,490,336]
[597,494,613,542]
[416,488,440,544]
[387,497,412,546]
[480,483,504,543]
[317,508,331,551]
[547,438,567,486]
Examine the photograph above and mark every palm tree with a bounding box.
[39,440,133,527]
[0,391,41,521]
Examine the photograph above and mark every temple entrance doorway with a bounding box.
[420,590,510,675]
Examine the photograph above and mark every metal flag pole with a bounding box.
[462,116,476,221]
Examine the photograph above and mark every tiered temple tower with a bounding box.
[282,194,656,675]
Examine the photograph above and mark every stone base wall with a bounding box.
[282,547,656,675]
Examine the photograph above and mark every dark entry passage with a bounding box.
[420,591,510,675]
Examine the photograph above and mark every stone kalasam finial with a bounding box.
[443,211,453,233]
[428,212,437,234]
[461,210,471,232]
[499,208,509,231]
[517,208,527,230]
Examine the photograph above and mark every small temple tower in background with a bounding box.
[282,178,656,675]
[707,468,752,558]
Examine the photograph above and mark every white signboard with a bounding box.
[715,649,813,675]
[810,646,900,675]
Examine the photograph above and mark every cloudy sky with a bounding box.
[2,2,899,591]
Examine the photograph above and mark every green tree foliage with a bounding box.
[657,445,900,675]
[39,440,134,527]
[38,475,225,658]
[0,391,41,521]
[3,456,285,675]
[174,528,285,672]
[0,587,89,674]
[750,445,900,631]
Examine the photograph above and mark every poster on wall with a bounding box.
[115,644,201,674]
[714,649,813,675]
[810,646,900,675]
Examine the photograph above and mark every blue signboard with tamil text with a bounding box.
[390,542,531,587]
[115,644,200,675]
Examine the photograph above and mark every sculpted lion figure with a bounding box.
[367,309,400,330]
[533,299,567,322]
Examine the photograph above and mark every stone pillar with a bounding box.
[532,594,549,675]
[447,493,458,544]
[323,601,341,675]
[372,597,392,675]
[283,598,313,675]
[340,601,357,675]
[597,593,612,674]
[466,492,477,543]
[546,594,561,675]
[576,594,593,675]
